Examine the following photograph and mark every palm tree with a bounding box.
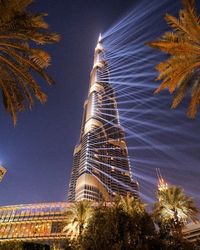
[117,193,146,215]
[153,185,198,239]
[63,201,93,240]
[81,196,157,250]
[0,0,60,124]
[148,0,200,118]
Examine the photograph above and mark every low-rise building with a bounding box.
[0,202,70,249]
[183,222,200,242]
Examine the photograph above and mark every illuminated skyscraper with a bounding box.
[68,35,138,202]
[0,35,138,247]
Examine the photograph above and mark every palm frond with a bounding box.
[165,13,190,37]
[0,0,60,124]
[153,185,198,224]
[63,201,93,239]
[188,83,200,118]
[171,79,189,108]
[147,0,200,118]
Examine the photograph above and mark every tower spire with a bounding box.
[156,168,168,191]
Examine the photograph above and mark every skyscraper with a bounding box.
[68,35,138,202]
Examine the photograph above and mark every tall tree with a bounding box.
[0,0,60,124]
[63,201,93,240]
[117,193,146,215]
[153,185,198,242]
[148,0,200,118]
[82,196,158,250]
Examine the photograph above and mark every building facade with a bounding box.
[68,35,138,202]
[183,222,200,242]
[0,36,138,248]
[0,202,69,248]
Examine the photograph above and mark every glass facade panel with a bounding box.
[0,202,69,242]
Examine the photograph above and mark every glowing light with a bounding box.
[98,0,200,204]
[0,165,6,182]
[98,33,102,43]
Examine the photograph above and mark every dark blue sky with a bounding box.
[0,0,199,206]
[0,0,138,205]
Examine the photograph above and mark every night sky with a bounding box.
[0,0,199,206]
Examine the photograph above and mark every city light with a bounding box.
[0,165,6,182]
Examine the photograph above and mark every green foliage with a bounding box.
[71,192,199,249]
[1,191,198,250]
[0,0,60,124]
[0,241,24,250]
[153,185,198,249]
[23,243,50,250]
[115,193,146,215]
[0,242,50,250]
[81,196,158,250]
[153,185,198,229]
[63,200,93,239]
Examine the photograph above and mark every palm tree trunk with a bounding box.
[173,210,183,242]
